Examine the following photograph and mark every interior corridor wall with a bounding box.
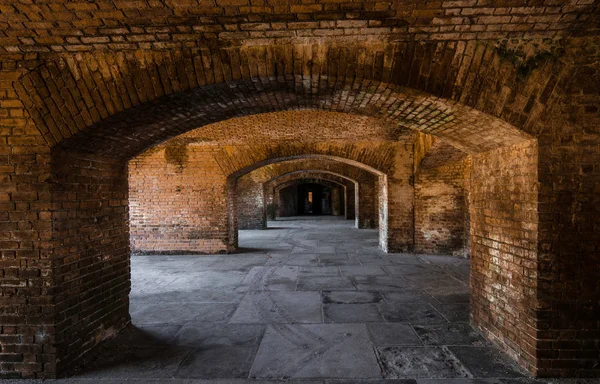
[414,158,471,256]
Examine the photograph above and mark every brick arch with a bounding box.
[13,39,576,381]
[264,171,358,223]
[17,40,553,159]
[274,177,348,218]
[225,154,391,252]
[234,158,379,230]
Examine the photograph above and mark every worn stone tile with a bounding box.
[387,254,425,265]
[377,346,471,379]
[433,303,470,322]
[353,276,408,291]
[323,304,384,323]
[131,288,246,304]
[319,255,361,266]
[213,257,270,270]
[250,324,381,379]
[166,270,248,290]
[417,379,541,384]
[297,276,356,291]
[299,266,341,277]
[385,264,440,275]
[106,325,182,347]
[286,253,320,266]
[229,291,322,324]
[131,303,238,325]
[238,266,298,291]
[322,291,383,304]
[432,293,470,304]
[340,265,388,276]
[350,255,397,266]
[326,380,417,384]
[383,291,436,305]
[413,323,486,346]
[175,345,258,378]
[75,346,191,379]
[449,346,526,378]
[378,303,448,325]
[173,323,265,347]
[367,324,423,346]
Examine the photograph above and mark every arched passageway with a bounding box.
[3,27,598,378]
[266,171,358,222]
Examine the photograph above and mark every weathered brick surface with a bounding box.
[1,4,598,378]
[531,37,600,378]
[129,145,229,254]
[470,140,539,373]
[415,140,470,256]
[16,41,543,158]
[0,0,596,55]
[50,149,130,375]
[0,68,55,380]
[128,130,403,254]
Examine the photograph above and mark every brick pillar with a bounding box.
[357,181,377,228]
[469,140,540,372]
[51,150,131,375]
[535,141,600,377]
[345,182,356,222]
[236,174,266,230]
[0,76,56,379]
[383,141,415,253]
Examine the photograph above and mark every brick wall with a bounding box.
[532,37,600,377]
[470,140,539,372]
[384,138,415,252]
[50,150,130,375]
[415,159,470,256]
[236,172,266,230]
[0,68,55,379]
[128,138,404,254]
[2,4,599,376]
[129,145,230,254]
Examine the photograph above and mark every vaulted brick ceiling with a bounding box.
[1,0,597,54]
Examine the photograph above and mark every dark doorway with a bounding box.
[297,183,331,215]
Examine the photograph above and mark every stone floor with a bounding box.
[14,218,597,383]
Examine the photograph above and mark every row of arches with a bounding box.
[3,37,598,379]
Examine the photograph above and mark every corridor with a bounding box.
[46,218,557,383]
